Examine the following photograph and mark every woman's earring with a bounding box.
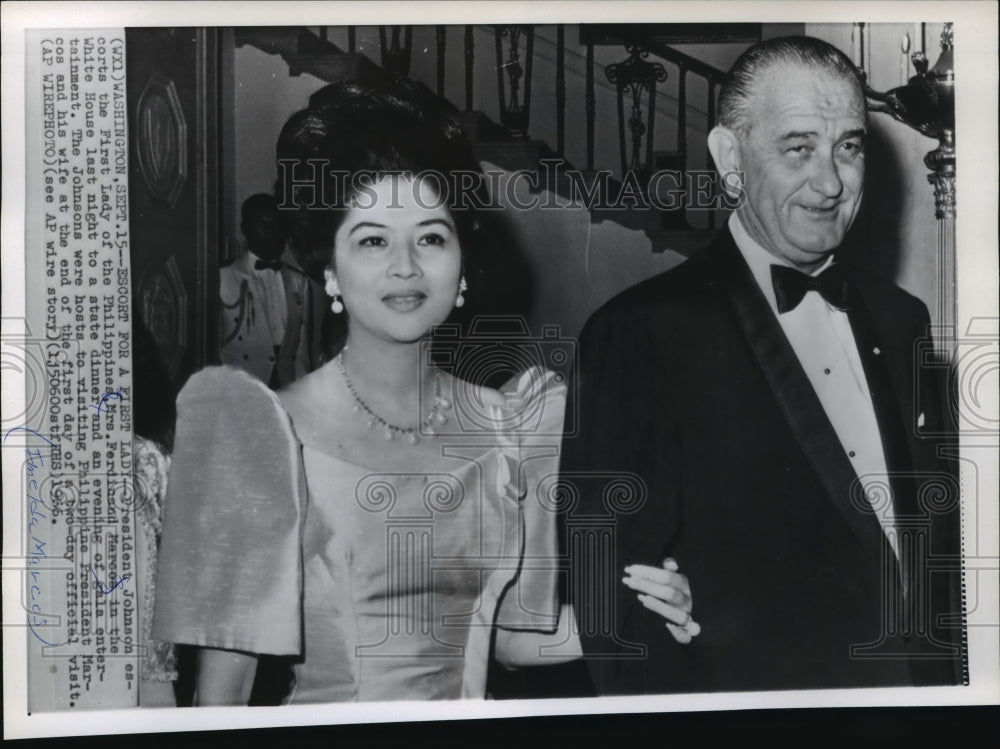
[455,276,468,308]
[324,269,344,314]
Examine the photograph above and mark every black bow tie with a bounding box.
[254,258,284,272]
[771,263,851,314]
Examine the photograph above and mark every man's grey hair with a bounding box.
[717,36,865,138]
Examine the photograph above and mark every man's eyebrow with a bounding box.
[777,128,867,142]
[778,130,818,141]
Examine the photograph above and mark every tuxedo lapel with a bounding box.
[845,287,919,517]
[711,233,886,559]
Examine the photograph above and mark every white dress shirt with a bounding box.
[246,250,288,347]
[219,248,288,383]
[729,213,898,558]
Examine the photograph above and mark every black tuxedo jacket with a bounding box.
[561,228,965,694]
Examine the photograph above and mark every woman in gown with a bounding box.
[153,78,698,705]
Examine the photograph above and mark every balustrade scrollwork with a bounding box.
[494,25,535,140]
[605,44,668,183]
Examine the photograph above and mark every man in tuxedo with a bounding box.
[561,36,964,693]
[220,194,324,388]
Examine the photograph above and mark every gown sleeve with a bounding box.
[152,366,306,656]
[493,367,566,632]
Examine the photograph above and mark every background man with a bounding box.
[562,36,964,693]
[219,193,324,387]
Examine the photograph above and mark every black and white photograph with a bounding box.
[2,1,997,740]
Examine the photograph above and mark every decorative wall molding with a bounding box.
[139,254,188,378]
[135,72,188,208]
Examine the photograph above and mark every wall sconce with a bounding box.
[863,23,956,350]
[864,22,954,220]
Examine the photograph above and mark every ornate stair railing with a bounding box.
[379,25,413,77]
[495,25,534,140]
[239,24,733,250]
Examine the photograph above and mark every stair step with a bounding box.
[458,111,515,143]
[284,52,385,84]
[470,150,702,236]
[475,140,557,172]
[235,27,342,57]
[648,229,717,256]
[590,206,690,233]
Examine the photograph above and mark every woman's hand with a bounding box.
[622,558,701,644]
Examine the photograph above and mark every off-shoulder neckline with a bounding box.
[186,363,561,461]
[297,440,496,475]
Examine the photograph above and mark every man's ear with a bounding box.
[708,126,744,203]
[707,126,740,175]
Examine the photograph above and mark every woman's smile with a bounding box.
[381,290,428,312]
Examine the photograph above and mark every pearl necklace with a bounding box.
[337,351,452,445]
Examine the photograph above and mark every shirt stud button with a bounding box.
[824,368,831,375]
[849,450,856,458]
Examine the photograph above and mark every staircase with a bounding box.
[234,24,757,257]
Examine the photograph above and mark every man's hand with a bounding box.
[623,558,701,644]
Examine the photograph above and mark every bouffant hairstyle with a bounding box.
[274,76,487,282]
